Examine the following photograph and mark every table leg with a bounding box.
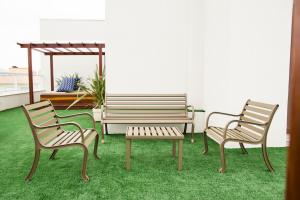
[178,139,183,171]
[172,140,176,157]
[126,139,131,170]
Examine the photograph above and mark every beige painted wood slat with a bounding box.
[166,127,175,137]
[39,118,58,127]
[33,111,56,125]
[206,129,223,144]
[105,113,187,118]
[60,131,80,145]
[150,127,159,136]
[126,126,184,139]
[172,127,181,136]
[239,122,265,134]
[41,129,63,145]
[76,129,93,143]
[241,116,264,125]
[134,127,139,136]
[45,131,69,146]
[30,106,54,118]
[248,100,275,110]
[102,119,193,124]
[107,94,186,97]
[83,131,97,146]
[127,127,133,136]
[106,109,186,114]
[236,126,261,141]
[25,100,50,111]
[107,101,186,105]
[145,127,152,136]
[106,97,186,101]
[243,111,269,122]
[37,126,59,139]
[160,127,169,136]
[106,105,186,110]
[244,105,272,115]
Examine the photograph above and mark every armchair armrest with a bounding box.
[33,122,85,143]
[206,112,242,129]
[56,112,96,129]
[222,120,267,139]
[187,105,195,120]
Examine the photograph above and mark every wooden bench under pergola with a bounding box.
[18,42,105,104]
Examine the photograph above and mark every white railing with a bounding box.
[0,72,44,96]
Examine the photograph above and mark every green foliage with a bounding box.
[67,66,105,109]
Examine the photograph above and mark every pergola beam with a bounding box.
[44,52,105,56]
[18,43,105,49]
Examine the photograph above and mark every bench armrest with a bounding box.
[222,120,267,139]
[206,112,242,129]
[33,122,85,143]
[56,112,96,129]
[187,105,195,120]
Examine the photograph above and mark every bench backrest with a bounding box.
[104,94,188,119]
[237,100,279,141]
[22,100,62,146]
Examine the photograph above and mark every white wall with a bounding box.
[203,0,293,147]
[0,91,43,111]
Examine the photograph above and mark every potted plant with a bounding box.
[67,67,105,121]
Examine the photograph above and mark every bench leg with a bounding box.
[262,143,274,172]
[25,147,40,181]
[94,134,100,159]
[105,123,108,135]
[81,146,89,182]
[126,139,131,171]
[172,140,176,157]
[49,149,58,160]
[190,123,195,143]
[239,142,248,154]
[178,140,183,171]
[203,131,208,154]
[219,142,226,173]
[101,125,105,144]
[183,123,187,134]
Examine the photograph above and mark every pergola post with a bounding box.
[98,47,103,77]
[27,45,34,104]
[50,54,54,91]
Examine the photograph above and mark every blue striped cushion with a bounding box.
[57,77,76,92]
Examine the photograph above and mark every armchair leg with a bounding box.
[81,146,89,182]
[183,123,187,134]
[105,124,108,135]
[49,149,58,160]
[101,125,105,144]
[190,123,195,143]
[262,143,274,172]
[94,134,100,159]
[25,148,41,181]
[203,131,208,154]
[219,142,226,173]
[239,143,248,154]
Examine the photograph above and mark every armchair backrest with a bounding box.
[22,100,62,146]
[237,100,279,141]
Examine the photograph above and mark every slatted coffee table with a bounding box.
[125,126,184,171]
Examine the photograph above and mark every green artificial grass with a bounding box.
[0,107,287,200]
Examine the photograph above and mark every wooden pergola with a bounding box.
[18,42,105,104]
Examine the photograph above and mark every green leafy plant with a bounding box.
[67,66,105,109]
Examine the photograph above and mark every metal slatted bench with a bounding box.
[203,99,279,173]
[125,126,184,171]
[101,94,195,143]
[22,100,100,181]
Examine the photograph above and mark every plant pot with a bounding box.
[92,108,102,122]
